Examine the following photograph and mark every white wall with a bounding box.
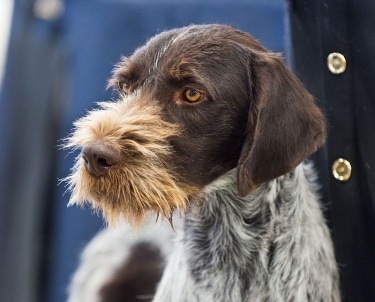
[0,0,14,92]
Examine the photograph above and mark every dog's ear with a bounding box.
[237,53,326,197]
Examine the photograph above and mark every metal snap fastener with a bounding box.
[327,52,347,74]
[332,158,352,182]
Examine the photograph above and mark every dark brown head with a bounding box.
[66,24,326,225]
[110,24,325,194]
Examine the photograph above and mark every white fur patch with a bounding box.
[67,216,179,302]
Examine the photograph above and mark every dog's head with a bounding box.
[65,24,325,226]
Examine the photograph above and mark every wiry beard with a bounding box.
[63,94,198,228]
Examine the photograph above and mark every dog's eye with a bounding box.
[184,89,202,103]
[121,82,131,94]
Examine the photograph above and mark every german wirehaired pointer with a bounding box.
[65,24,340,301]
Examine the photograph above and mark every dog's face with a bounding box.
[65,25,326,227]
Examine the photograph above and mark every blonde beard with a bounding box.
[64,93,200,228]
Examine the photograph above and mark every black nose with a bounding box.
[81,143,121,177]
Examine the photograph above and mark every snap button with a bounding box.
[332,158,352,182]
[327,52,347,74]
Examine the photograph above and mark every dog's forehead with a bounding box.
[109,25,265,92]
[148,25,229,53]
[132,25,258,68]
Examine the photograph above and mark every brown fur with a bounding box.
[237,52,326,195]
[65,95,199,227]
[65,24,325,228]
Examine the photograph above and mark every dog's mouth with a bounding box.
[67,152,196,227]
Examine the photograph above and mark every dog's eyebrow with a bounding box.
[167,60,201,81]
[107,58,139,90]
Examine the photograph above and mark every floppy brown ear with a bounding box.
[237,53,326,197]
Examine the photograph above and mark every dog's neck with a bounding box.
[181,162,335,300]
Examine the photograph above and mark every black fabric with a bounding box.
[288,1,375,301]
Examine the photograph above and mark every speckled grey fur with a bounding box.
[154,163,340,302]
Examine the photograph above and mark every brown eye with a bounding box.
[184,89,201,102]
[121,82,131,94]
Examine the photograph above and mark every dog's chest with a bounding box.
[182,174,276,300]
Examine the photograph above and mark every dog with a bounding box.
[65,24,340,301]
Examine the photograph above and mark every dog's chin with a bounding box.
[66,161,196,228]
